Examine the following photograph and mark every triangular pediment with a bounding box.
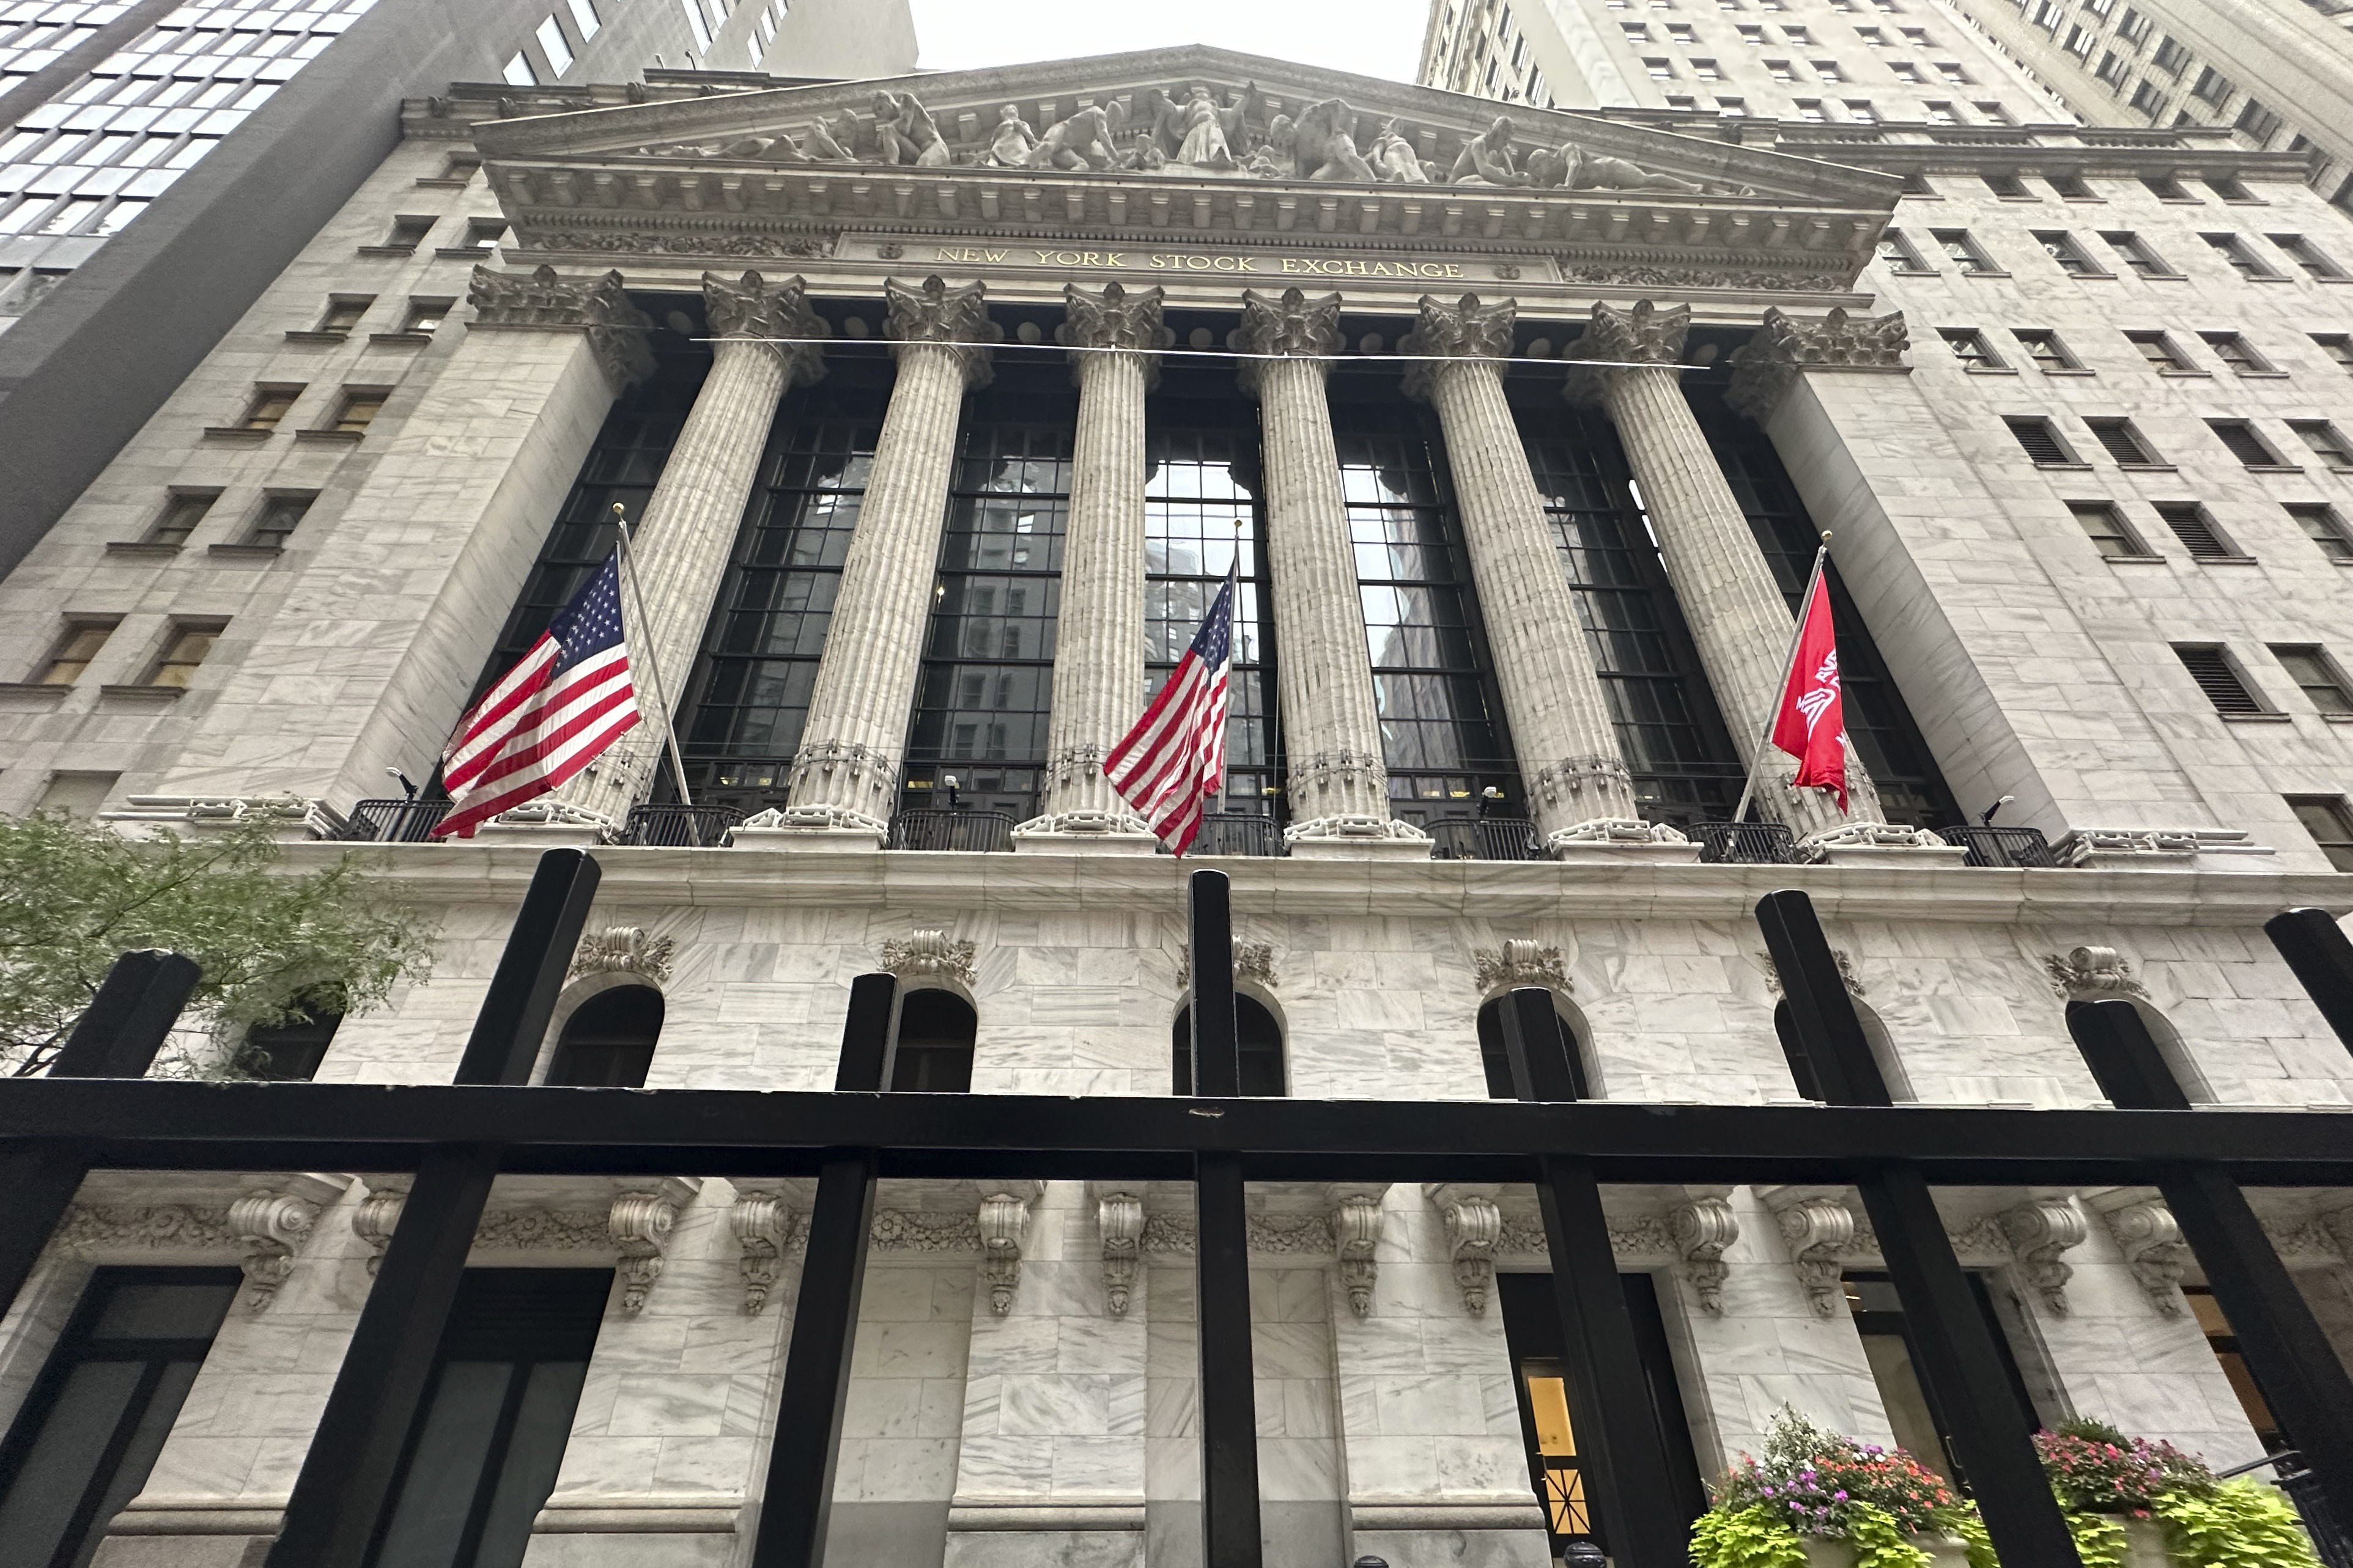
[471,45,1894,210]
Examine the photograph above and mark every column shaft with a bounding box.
[1422,360,1650,842]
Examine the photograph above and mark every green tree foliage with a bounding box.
[0,814,434,1076]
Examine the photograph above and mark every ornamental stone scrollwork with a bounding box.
[1136,1212,1335,1257]
[523,230,837,260]
[1430,1183,1504,1315]
[569,926,676,985]
[762,740,896,837]
[881,929,978,988]
[2102,1201,2189,1315]
[1473,941,1568,995]
[476,1209,613,1250]
[352,1188,404,1275]
[1488,1213,1676,1261]
[871,1209,985,1253]
[1999,1200,2089,1316]
[1398,292,1516,400]
[1098,1190,1145,1316]
[1725,306,1910,422]
[883,274,998,388]
[609,1191,678,1314]
[1562,299,1690,407]
[1280,753,1430,844]
[1775,1197,1858,1317]
[1058,280,1167,389]
[467,264,655,388]
[1177,940,1279,992]
[977,1183,1041,1316]
[486,798,620,837]
[1670,1197,1740,1317]
[54,1204,236,1254]
[1796,822,1949,859]
[703,270,829,383]
[228,1191,320,1312]
[2044,946,2149,1001]
[1760,949,1865,1000]
[730,1194,805,1315]
[1329,1184,1388,1319]
[1235,287,1341,390]
[1558,265,1849,293]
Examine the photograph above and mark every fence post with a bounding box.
[454,847,602,1084]
[750,974,896,1568]
[2263,907,2353,1060]
[1498,988,1688,1566]
[1188,868,1238,1096]
[1755,890,1890,1106]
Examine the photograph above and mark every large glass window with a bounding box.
[900,413,1073,822]
[1516,403,1747,826]
[0,1267,240,1568]
[372,1268,610,1568]
[1330,396,1518,828]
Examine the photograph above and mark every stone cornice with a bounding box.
[1235,286,1341,391]
[270,841,2352,927]
[465,263,654,386]
[1725,305,1910,422]
[1398,291,1515,400]
[882,274,997,386]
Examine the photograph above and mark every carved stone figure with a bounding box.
[1527,139,1705,193]
[1031,105,1120,171]
[983,103,1038,167]
[1291,98,1375,182]
[1243,114,1295,178]
[1175,85,1239,170]
[1368,118,1429,183]
[803,114,857,163]
[1139,87,1188,159]
[871,90,951,167]
[1450,116,1529,186]
[1115,131,1166,172]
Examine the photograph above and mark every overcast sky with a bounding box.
[904,0,1429,83]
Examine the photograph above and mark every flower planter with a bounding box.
[2121,1516,2172,1568]
[1797,1534,1970,1566]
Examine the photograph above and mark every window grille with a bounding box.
[2206,420,2280,466]
[2005,417,2071,464]
[2174,645,2262,712]
[2086,418,2158,464]
[2154,502,2233,557]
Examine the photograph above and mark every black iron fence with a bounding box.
[621,803,744,847]
[1938,825,2059,869]
[336,798,451,842]
[885,808,1015,852]
[7,864,2353,1568]
[1692,820,1799,864]
[1182,813,1283,858]
[1428,816,1545,861]
[2217,1451,2352,1567]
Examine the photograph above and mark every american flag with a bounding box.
[1105,559,1236,856]
[432,552,640,839]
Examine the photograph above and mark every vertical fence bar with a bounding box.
[455,847,602,1084]
[1189,869,1238,1096]
[1498,989,1686,1566]
[1195,1149,1262,1568]
[833,973,903,1092]
[2264,907,2353,1059]
[1757,895,2080,1566]
[264,1142,500,1568]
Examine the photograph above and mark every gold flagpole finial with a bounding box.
[1820,530,1833,545]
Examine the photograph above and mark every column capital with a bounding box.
[468,263,654,387]
[1562,298,1689,407]
[1398,292,1516,400]
[1725,306,1910,422]
[703,270,828,386]
[1058,280,1166,388]
[884,274,998,388]
[1235,286,1342,392]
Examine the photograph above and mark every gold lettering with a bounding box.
[1281,258,1304,273]
[1345,260,1369,275]
[1103,251,1128,267]
[1035,250,1057,263]
[1237,256,1257,271]
[1444,263,1465,278]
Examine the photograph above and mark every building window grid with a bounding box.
[2154,502,2236,557]
[1940,326,2003,369]
[2006,416,2074,464]
[2288,502,2353,560]
[1931,227,1997,272]
[245,493,314,547]
[2036,230,2104,276]
[2316,334,2353,373]
[2268,234,2346,281]
[37,620,113,685]
[147,490,215,546]
[2286,796,2353,870]
[2207,419,2282,466]
[2202,232,2282,279]
[2291,421,2353,466]
[2270,646,2353,715]
[2014,329,2080,370]
[2099,230,2175,277]
[2126,329,2194,370]
[2067,500,2151,557]
[2088,418,2160,464]
[146,621,222,689]
[2174,644,2266,713]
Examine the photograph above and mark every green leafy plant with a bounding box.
[1845,1501,1930,1568]
[0,814,433,1077]
[2157,1479,2322,1568]
[1690,1504,1808,1568]
[1945,1506,1997,1568]
[2066,1511,2128,1568]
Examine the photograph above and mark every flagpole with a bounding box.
[608,502,702,842]
[1730,530,1832,826]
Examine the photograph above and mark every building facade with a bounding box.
[0,42,2351,1568]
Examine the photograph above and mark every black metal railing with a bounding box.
[1428,817,1545,861]
[1692,820,1799,864]
[622,803,744,847]
[2218,1451,2352,1568]
[337,798,451,842]
[887,808,1014,852]
[1183,813,1283,857]
[1938,824,2059,869]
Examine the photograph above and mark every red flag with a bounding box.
[1768,573,1849,812]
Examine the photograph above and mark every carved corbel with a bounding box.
[570,926,676,984]
[881,929,978,988]
[1472,940,1568,995]
[2103,1201,2189,1315]
[609,1191,679,1314]
[1999,1199,2089,1316]
[352,1186,405,1276]
[2042,946,2149,1001]
[1098,1190,1145,1317]
[1670,1196,1739,1316]
[976,1182,1043,1315]
[228,1190,320,1311]
[1430,1182,1504,1315]
[1329,1183,1389,1318]
[1774,1196,1857,1316]
[731,1193,804,1315]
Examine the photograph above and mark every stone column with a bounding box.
[553,271,825,830]
[766,276,995,845]
[1567,301,1937,853]
[1400,293,1693,863]
[1013,282,1164,854]
[1236,287,1427,857]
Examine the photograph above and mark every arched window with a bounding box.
[547,985,663,1087]
[1477,996,1590,1100]
[892,990,976,1092]
[2064,999,2211,1106]
[244,993,343,1081]
[1771,999,1913,1102]
[1171,998,1285,1096]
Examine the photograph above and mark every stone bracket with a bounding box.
[1670,1196,1739,1316]
[1767,1190,1857,1317]
[2099,1198,2189,1315]
[229,1189,323,1312]
[1095,1188,1145,1317]
[1428,1182,1503,1316]
[609,1191,679,1314]
[1329,1183,1389,1318]
[1999,1199,2089,1316]
[977,1180,1044,1315]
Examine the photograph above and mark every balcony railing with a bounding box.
[887,808,1014,852]
[1182,813,1282,857]
[1428,817,1545,861]
[622,803,744,848]
[1937,824,2059,869]
[337,798,450,842]
[1691,821,1799,864]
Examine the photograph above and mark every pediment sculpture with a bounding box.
[630,85,1728,194]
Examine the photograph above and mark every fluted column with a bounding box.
[1567,300,1887,843]
[1401,293,1690,859]
[773,276,995,841]
[1238,287,1426,853]
[1014,282,1164,851]
[555,271,824,828]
